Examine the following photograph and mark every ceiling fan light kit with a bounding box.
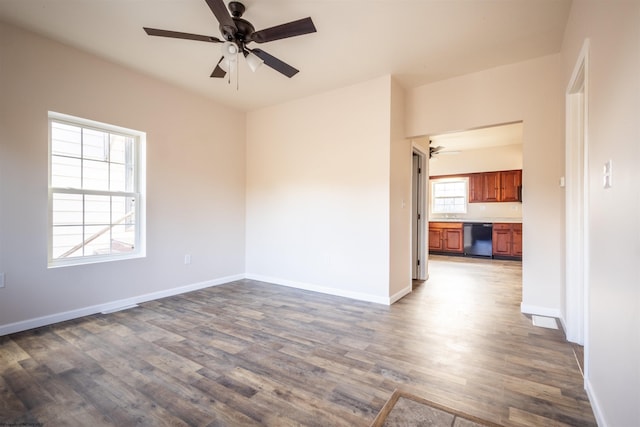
[244,51,264,72]
[143,0,316,84]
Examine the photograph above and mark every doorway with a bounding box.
[565,40,590,349]
[412,145,428,281]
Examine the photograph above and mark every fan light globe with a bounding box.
[219,57,235,73]
[245,51,264,72]
[222,41,238,58]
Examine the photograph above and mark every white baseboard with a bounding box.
[2,273,408,336]
[585,377,608,427]
[0,274,244,336]
[520,303,562,319]
[245,273,392,305]
[389,286,412,304]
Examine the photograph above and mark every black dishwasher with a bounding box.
[463,223,493,257]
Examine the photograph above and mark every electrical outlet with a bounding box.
[184,254,191,265]
[0,272,5,288]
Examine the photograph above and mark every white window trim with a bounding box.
[48,112,146,268]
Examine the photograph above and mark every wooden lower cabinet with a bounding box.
[512,224,522,256]
[429,222,463,254]
[492,223,522,259]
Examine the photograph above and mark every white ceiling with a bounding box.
[0,0,572,112]
[430,121,523,152]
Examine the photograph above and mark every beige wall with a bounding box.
[562,1,640,426]
[389,78,411,299]
[406,55,565,317]
[245,76,395,303]
[0,23,246,331]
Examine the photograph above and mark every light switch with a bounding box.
[603,160,612,189]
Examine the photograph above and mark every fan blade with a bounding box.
[249,48,299,78]
[249,17,316,43]
[204,0,237,38]
[144,27,222,43]
[210,57,226,78]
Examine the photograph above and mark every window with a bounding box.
[48,112,145,267]
[431,178,468,214]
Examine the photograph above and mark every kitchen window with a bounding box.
[431,178,468,214]
[48,112,146,267]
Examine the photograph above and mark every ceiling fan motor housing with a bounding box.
[221,1,255,45]
[226,18,255,43]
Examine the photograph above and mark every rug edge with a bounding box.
[370,388,504,427]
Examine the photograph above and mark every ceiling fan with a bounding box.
[429,140,460,159]
[143,0,316,79]
[429,141,444,159]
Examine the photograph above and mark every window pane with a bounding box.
[111,224,135,253]
[52,193,83,226]
[52,225,84,258]
[110,134,128,164]
[83,159,109,190]
[84,225,111,256]
[111,196,129,221]
[83,128,108,161]
[109,163,125,191]
[51,155,81,188]
[51,122,81,158]
[84,195,110,225]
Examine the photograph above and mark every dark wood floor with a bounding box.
[1,256,596,426]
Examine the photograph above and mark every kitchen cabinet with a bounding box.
[482,172,501,202]
[429,222,463,254]
[492,223,522,259]
[512,224,522,256]
[467,169,522,203]
[500,170,522,202]
[468,173,484,203]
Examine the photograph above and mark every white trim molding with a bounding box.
[245,273,395,305]
[585,377,609,427]
[0,274,244,336]
[520,303,562,319]
[565,38,590,346]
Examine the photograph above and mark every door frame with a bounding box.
[565,39,590,354]
[411,143,429,280]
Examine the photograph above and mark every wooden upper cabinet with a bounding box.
[482,172,501,202]
[468,173,484,203]
[500,170,522,202]
[466,169,522,203]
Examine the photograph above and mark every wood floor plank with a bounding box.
[0,256,596,426]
